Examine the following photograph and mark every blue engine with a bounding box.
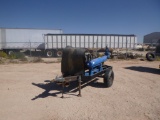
[85,47,110,76]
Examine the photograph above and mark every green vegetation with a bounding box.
[8,52,27,61]
[0,51,27,60]
[0,51,8,58]
[97,53,104,57]
[156,56,160,61]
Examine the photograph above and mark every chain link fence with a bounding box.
[0,42,139,58]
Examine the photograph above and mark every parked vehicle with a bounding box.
[52,46,114,98]
[44,34,137,57]
[0,29,137,57]
[0,28,62,55]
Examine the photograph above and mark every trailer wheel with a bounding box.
[56,50,62,57]
[103,69,114,87]
[46,50,54,57]
[146,52,156,61]
[8,50,14,55]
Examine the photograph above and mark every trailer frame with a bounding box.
[53,65,113,98]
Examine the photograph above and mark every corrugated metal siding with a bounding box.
[44,34,137,49]
[144,32,160,45]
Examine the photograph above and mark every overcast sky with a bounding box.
[0,0,160,43]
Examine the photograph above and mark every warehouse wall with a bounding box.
[144,32,160,45]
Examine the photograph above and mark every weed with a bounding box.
[156,56,160,61]
[0,58,3,64]
[97,53,104,57]
[0,51,7,58]
[32,57,43,63]
[8,52,27,61]
[8,53,16,59]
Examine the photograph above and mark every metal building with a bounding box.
[0,28,63,50]
[143,32,160,46]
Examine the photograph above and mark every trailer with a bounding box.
[0,28,63,54]
[52,46,114,98]
[44,34,137,57]
[0,29,137,57]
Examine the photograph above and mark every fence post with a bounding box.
[126,40,128,59]
[29,41,31,57]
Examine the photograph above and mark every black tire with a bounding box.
[103,69,114,87]
[5,50,15,55]
[61,47,86,77]
[45,50,54,57]
[61,47,74,77]
[8,50,14,55]
[55,50,62,57]
[146,52,156,61]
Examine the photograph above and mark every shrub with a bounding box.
[97,53,104,57]
[0,58,3,64]
[156,56,160,61]
[8,53,16,59]
[32,57,43,63]
[8,52,27,61]
[0,51,7,58]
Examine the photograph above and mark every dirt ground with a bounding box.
[0,60,160,120]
